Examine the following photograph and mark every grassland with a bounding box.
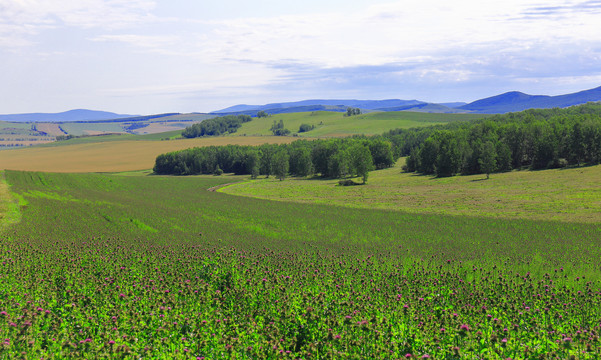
[222,159,601,223]
[0,173,12,231]
[0,171,599,358]
[0,136,298,173]
[237,111,488,137]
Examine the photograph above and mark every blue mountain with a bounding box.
[459,86,601,113]
[212,99,425,114]
[0,109,135,122]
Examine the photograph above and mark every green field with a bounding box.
[222,159,601,223]
[1,107,601,358]
[0,170,600,358]
[237,111,488,137]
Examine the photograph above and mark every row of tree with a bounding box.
[345,107,362,116]
[181,115,252,138]
[387,103,601,177]
[153,137,396,183]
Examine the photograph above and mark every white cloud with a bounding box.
[0,0,157,48]
[1,0,601,113]
[92,34,180,52]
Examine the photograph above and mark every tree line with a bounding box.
[153,137,396,183]
[382,103,601,177]
[181,115,252,138]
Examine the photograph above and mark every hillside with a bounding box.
[222,159,601,223]
[237,110,488,137]
[212,99,426,113]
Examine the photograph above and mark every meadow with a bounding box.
[222,160,601,223]
[0,170,600,358]
[237,111,488,137]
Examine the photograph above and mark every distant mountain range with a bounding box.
[213,86,601,115]
[2,86,601,122]
[0,109,135,122]
[212,99,469,115]
[458,86,601,113]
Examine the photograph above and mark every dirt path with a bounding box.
[207,181,246,192]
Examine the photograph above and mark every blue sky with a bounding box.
[1,0,601,114]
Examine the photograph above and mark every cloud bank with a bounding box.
[1,0,600,113]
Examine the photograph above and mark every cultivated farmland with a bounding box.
[1,106,600,358]
[0,136,298,173]
[0,171,600,358]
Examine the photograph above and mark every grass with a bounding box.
[222,159,601,223]
[0,136,300,173]
[237,111,489,137]
[0,171,24,233]
[0,170,600,358]
[0,172,10,231]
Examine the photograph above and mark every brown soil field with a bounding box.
[133,123,187,135]
[81,130,124,136]
[0,136,297,173]
[35,123,65,136]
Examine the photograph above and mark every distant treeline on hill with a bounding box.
[384,103,601,177]
[182,115,252,138]
[154,137,396,182]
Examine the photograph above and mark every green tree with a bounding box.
[244,150,261,179]
[298,124,315,133]
[328,149,350,179]
[273,149,290,181]
[434,131,462,177]
[350,143,374,184]
[270,119,290,136]
[346,107,362,116]
[290,146,313,177]
[479,140,497,179]
[368,138,394,169]
[257,110,268,118]
[259,144,276,178]
[214,164,223,176]
[418,137,439,175]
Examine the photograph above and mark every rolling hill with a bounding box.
[459,86,601,113]
[214,86,601,115]
[0,109,136,122]
[212,99,469,115]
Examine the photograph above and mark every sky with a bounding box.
[1,0,601,114]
